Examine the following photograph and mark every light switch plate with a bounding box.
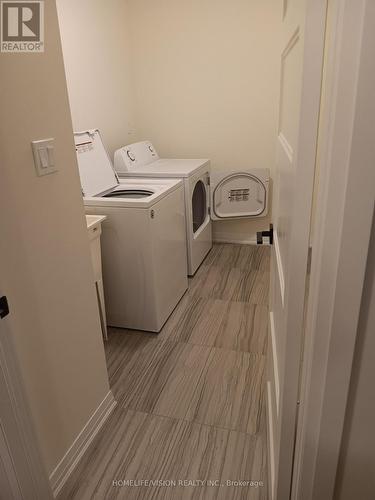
[31,138,58,176]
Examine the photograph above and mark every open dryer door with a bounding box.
[210,169,269,220]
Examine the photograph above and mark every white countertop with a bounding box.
[85,215,107,229]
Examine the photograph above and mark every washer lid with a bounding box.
[74,129,119,197]
[210,169,269,219]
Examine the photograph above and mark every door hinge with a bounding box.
[0,296,10,319]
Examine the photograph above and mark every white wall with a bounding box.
[58,0,281,242]
[0,1,110,475]
[57,0,136,157]
[127,0,280,241]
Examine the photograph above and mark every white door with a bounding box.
[267,1,327,498]
[0,296,53,500]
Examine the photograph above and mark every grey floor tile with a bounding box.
[165,297,268,354]
[59,408,267,500]
[60,244,270,500]
[185,347,266,435]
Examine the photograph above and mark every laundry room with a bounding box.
[49,2,279,496]
[1,0,296,498]
[3,0,375,498]
[56,0,280,244]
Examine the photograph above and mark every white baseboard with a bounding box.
[266,381,276,500]
[213,232,271,246]
[49,390,116,497]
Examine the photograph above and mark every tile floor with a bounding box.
[59,243,270,500]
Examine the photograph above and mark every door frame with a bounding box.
[291,0,375,498]
[0,309,53,499]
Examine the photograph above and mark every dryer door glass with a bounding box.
[192,180,207,233]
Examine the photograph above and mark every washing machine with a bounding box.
[74,130,188,332]
[115,142,211,275]
[114,141,270,275]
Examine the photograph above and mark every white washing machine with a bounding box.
[74,130,188,332]
[114,141,270,275]
[115,142,211,276]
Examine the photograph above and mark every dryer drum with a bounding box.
[192,180,207,233]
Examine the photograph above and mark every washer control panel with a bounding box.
[114,141,159,173]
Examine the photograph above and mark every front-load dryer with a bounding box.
[114,141,270,275]
[74,130,188,332]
